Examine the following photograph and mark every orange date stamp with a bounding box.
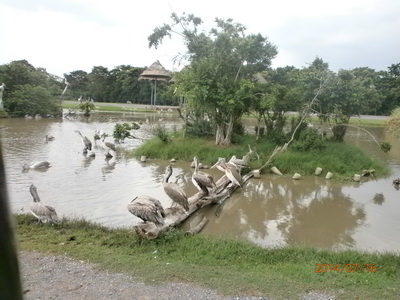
[315,264,377,273]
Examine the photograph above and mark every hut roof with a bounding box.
[139,60,171,81]
[253,72,268,84]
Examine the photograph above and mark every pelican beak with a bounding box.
[210,161,219,169]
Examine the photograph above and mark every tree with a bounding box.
[377,63,400,115]
[5,84,62,117]
[326,69,381,141]
[65,70,89,99]
[148,13,278,145]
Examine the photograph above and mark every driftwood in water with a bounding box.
[133,150,258,239]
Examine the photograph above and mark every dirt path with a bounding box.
[19,251,233,300]
[18,251,336,300]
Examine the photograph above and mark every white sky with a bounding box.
[1,0,399,78]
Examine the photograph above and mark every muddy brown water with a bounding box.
[1,111,399,253]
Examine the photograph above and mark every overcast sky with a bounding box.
[1,0,399,78]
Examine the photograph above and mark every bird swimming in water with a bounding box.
[75,130,92,152]
[163,165,189,211]
[127,195,166,226]
[45,135,55,142]
[29,184,59,224]
[22,161,51,172]
[211,157,243,187]
[192,156,216,196]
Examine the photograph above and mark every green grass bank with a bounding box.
[15,214,400,300]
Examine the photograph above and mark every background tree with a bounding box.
[5,85,62,117]
[64,70,89,99]
[149,13,278,145]
[325,69,381,141]
[377,63,400,115]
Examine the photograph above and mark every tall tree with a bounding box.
[377,63,400,115]
[148,13,277,145]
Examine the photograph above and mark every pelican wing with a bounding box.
[30,203,58,223]
[195,171,216,189]
[163,183,189,211]
[127,196,165,225]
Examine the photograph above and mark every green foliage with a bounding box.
[380,142,392,153]
[78,100,95,116]
[387,107,400,135]
[152,124,170,143]
[149,13,277,145]
[274,142,389,178]
[5,84,61,117]
[113,122,140,141]
[291,128,326,152]
[186,119,214,137]
[0,109,8,117]
[15,214,400,299]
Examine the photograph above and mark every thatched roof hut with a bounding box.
[139,60,171,82]
[139,60,171,106]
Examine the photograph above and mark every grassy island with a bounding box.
[132,134,390,181]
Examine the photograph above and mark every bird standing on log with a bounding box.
[163,165,189,211]
[29,184,59,223]
[127,196,166,226]
[211,157,243,187]
[191,156,216,196]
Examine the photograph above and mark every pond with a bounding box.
[1,111,399,253]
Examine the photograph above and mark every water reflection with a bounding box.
[1,113,399,253]
[197,177,367,250]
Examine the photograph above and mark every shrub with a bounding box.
[152,124,170,143]
[291,128,326,152]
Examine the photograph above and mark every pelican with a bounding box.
[163,165,189,211]
[29,184,58,223]
[45,135,55,142]
[192,156,216,196]
[22,161,51,171]
[228,155,248,169]
[75,130,92,152]
[127,195,166,226]
[211,157,243,187]
[101,135,116,158]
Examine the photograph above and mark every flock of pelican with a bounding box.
[26,130,246,227]
[127,155,246,227]
[25,129,119,223]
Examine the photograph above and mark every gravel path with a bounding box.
[18,251,335,300]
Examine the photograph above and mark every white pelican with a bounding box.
[192,156,216,196]
[127,196,166,226]
[29,184,58,223]
[211,157,243,187]
[163,165,189,211]
[75,130,92,152]
[22,161,51,172]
